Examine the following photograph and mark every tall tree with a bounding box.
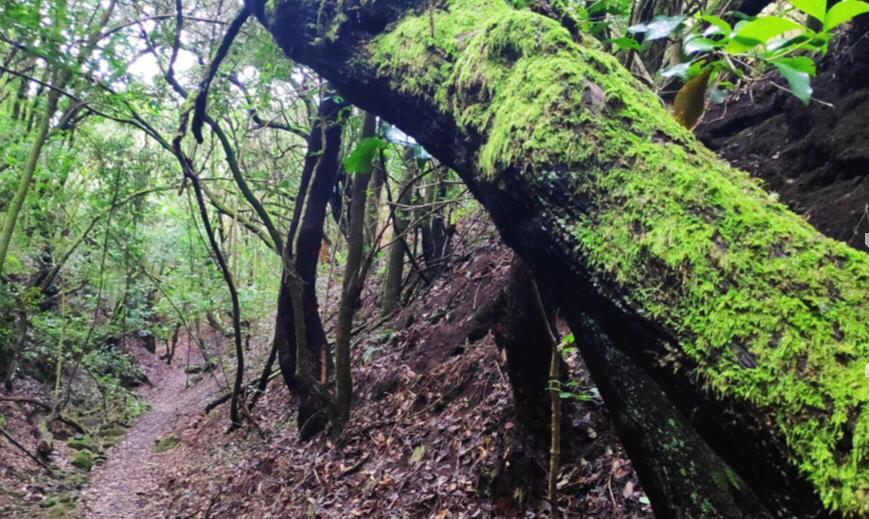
[381,148,416,316]
[272,93,346,436]
[333,112,377,432]
[0,0,118,274]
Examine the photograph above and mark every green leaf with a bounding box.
[774,61,813,105]
[824,0,869,30]
[343,137,387,174]
[684,35,719,54]
[789,0,826,22]
[4,254,23,274]
[660,62,691,78]
[409,445,426,464]
[628,15,687,40]
[609,37,642,50]
[700,14,732,36]
[766,33,813,52]
[726,16,804,52]
[776,56,816,76]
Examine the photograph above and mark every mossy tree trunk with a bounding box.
[334,112,376,433]
[248,0,868,515]
[272,94,345,436]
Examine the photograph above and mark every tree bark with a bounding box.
[569,313,772,518]
[0,90,60,275]
[272,94,345,435]
[418,168,452,274]
[491,258,563,443]
[334,112,376,433]
[249,0,868,515]
[381,148,416,316]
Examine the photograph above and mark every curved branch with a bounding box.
[192,7,251,142]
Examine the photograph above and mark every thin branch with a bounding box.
[0,65,81,102]
[192,7,251,142]
[99,14,227,40]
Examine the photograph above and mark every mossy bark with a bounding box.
[272,95,345,436]
[334,113,376,433]
[571,314,772,518]
[249,0,868,514]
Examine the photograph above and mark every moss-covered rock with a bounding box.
[70,450,94,472]
[152,435,180,453]
[66,435,97,452]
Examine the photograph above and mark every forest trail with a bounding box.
[79,337,217,519]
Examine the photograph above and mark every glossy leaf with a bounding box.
[726,16,804,52]
[628,15,687,40]
[685,35,719,53]
[610,36,642,50]
[824,0,869,30]
[700,14,732,35]
[343,137,388,174]
[774,62,813,105]
[776,56,816,76]
[789,0,826,22]
[660,62,691,78]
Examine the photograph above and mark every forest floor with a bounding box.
[79,336,216,518]
[121,219,652,518]
[1,218,653,518]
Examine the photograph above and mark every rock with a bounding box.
[70,450,95,471]
[67,435,97,452]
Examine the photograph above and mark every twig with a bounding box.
[0,427,55,473]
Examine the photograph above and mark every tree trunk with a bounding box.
[490,258,564,443]
[568,313,772,518]
[381,148,416,316]
[0,90,60,275]
[334,112,376,433]
[272,94,345,436]
[418,168,453,274]
[249,0,868,515]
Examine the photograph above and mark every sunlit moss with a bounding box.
[368,0,869,513]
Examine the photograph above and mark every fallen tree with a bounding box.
[246,0,868,515]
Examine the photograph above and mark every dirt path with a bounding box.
[80,340,219,519]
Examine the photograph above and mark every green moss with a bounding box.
[66,435,97,452]
[97,425,128,448]
[42,493,76,516]
[369,0,869,514]
[370,0,504,106]
[153,435,180,453]
[46,502,75,518]
[70,450,94,472]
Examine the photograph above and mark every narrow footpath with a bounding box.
[80,338,219,519]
